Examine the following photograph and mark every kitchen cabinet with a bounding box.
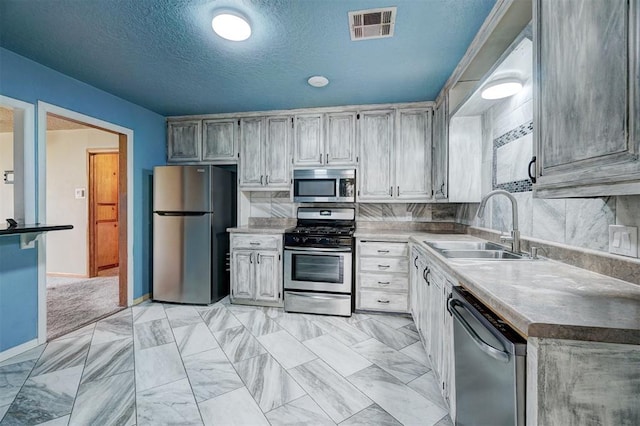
[202,119,237,162]
[356,239,409,313]
[167,120,201,162]
[533,0,640,197]
[239,116,291,190]
[293,112,357,167]
[230,233,283,307]
[432,95,448,199]
[358,108,433,202]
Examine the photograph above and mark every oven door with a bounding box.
[284,247,352,293]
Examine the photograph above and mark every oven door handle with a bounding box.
[449,298,510,363]
[285,246,352,253]
[287,291,346,300]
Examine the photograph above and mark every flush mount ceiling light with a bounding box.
[308,76,329,87]
[212,13,251,41]
[481,77,523,100]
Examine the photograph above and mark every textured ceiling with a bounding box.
[0,108,91,133]
[0,0,496,116]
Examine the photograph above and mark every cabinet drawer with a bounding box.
[231,235,280,250]
[358,290,408,312]
[359,241,408,257]
[359,257,408,274]
[359,273,408,291]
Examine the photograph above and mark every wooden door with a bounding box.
[239,117,264,187]
[358,110,394,201]
[202,119,237,161]
[90,152,119,275]
[231,250,254,300]
[326,112,357,166]
[293,114,323,166]
[395,108,432,201]
[264,116,291,187]
[255,251,280,303]
[167,121,201,162]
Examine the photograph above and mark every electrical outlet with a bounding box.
[609,225,638,258]
[75,188,86,199]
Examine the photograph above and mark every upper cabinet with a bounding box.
[167,120,201,162]
[293,112,357,167]
[167,119,238,163]
[239,116,291,190]
[432,95,449,200]
[358,107,433,202]
[533,0,640,197]
[202,119,237,162]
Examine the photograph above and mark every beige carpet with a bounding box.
[47,274,122,340]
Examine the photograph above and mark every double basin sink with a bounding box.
[425,241,531,260]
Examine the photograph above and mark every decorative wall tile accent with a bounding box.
[492,120,533,193]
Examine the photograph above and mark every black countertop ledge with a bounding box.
[0,224,74,235]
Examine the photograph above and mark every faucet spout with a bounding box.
[476,189,520,253]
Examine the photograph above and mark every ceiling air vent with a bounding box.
[348,7,397,41]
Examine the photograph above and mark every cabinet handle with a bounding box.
[378,264,390,269]
[250,242,260,246]
[325,153,328,164]
[265,175,269,185]
[397,186,399,196]
[260,175,264,185]
[377,299,390,304]
[377,249,389,254]
[414,255,419,268]
[250,253,253,264]
[528,156,537,184]
[422,266,430,285]
[257,253,260,264]
[319,153,323,164]
[378,281,390,285]
[389,186,393,196]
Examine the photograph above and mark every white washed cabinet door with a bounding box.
[395,108,432,201]
[202,119,237,162]
[432,96,448,199]
[326,112,357,166]
[231,250,254,301]
[255,251,280,303]
[265,116,291,187]
[294,114,323,166]
[168,121,201,162]
[239,117,264,187]
[534,0,639,197]
[358,110,394,200]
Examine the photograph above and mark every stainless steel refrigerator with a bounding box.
[153,165,236,304]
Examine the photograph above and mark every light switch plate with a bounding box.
[75,188,86,199]
[609,225,638,258]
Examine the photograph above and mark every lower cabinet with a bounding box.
[409,242,455,420]
[356,239,409,313]
[230,233,283,307]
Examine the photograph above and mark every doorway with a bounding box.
[41,108,131,341]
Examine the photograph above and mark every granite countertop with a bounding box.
[0,223,74,236]
[409,233,640,345]
[227,226,292,234]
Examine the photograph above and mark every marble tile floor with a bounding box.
[0,298,452,426]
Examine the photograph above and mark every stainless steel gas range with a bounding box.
[283,207,355,317]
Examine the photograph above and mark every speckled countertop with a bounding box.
[227,226,292,234]
[409,233,640,345]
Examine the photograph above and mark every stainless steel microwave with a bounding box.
[292,169,356,203]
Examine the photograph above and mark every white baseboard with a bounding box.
[0,339,39,363]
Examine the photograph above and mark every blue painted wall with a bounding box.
[0,47,165,352]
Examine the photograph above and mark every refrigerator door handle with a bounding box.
[156,212,207,216]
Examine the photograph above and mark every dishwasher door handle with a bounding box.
[449,298,510,363]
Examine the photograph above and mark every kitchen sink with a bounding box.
[425,241,506,251]
[439,250,528,260]
[424,240,532,260]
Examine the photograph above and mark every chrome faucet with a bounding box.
[476,189,521,253]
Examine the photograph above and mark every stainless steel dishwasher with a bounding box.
[448,286,526,426]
